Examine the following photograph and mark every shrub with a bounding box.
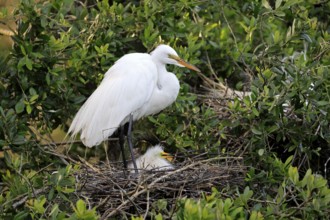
[0,0,329,218]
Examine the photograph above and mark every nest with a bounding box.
[75,154,245,219]
[195,71,252,119]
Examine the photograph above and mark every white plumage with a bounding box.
[127,145,174,171]
[68,45,200,147]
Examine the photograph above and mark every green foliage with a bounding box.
[136,0,330,179]
[0,154,99,219]
[148,93,221,151]
[150,163,330,219]
[174,188,254,220]
[70,199,99,220]
[1,0,330,218]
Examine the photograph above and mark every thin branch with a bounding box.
[143,190,150,220]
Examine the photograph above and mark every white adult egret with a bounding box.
[128,145,174,172]
[68,44,200,171]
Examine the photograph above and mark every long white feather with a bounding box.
[69,53,157,147]
[68,45,196,147]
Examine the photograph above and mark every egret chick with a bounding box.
[128,145,174,172]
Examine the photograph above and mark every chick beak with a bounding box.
[161,152,173,162]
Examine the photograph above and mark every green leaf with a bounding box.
[72,95,86,104]
[17,57,26,71]
[14,211,29,220]
[48,187,55,200]
[34,196,46,214]
[317,101,328,106]
[274,10,285,17]
[76,199,86,215]
[230,207,243,218]
[301,33,312,43]
[262,0,272,9]
[251,127,262,135]
[29,87,37,95]
[26,104,32,114]
[25,57,33,70]
[155,213,163,220]
[288,166,299,184]
[258,149,265,156]
[49,204,59,219]
[13,135,26,145]
[252,107,260,117]
[154,199,168,211]
[30,94,39,102]
[282,0,303,9]
[243,186,253,199]
[61,187,75,193]
[249,211,264,220]
[20,45,27,55]
[15,100,25,114]
[46,73,51,85]
[275,0,283,9]
[148,116,160,125]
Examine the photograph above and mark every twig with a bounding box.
[101,156,242,218]
[12,187,48,209]
[77,155,101,174]
[143,190,150,220]
[324,157,330,179]
[39,138,119,147]
[0,27,15,36]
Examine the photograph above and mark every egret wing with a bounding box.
[69,53,157,147]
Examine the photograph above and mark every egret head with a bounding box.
[151,44,200,72]
[143,144,173,163]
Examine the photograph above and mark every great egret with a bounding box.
[127,145,174,172]
[68,44,200,171]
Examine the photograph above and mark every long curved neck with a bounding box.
[138,59,179,117]
[154,62,180,105]
[155,63,168,88]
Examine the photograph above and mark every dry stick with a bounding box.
[95,195,112,210]
[143,190,150,220]
[102,156,242,219]
[39,138,119,147]
[0,27,15,36]
[324,157,330,179]
[12,187,48,209]
[77,155,102,173]
[43,149,79,164]
[205,51,219,80]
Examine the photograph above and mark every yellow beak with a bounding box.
[161,151,173,162]
[169,54,201,72]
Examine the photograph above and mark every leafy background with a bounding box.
[0,0,330,219]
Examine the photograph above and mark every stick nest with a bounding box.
[75,153,245,218]
[196,71,252,119]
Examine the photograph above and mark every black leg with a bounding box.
[127,114,138,173]
[119,125,127,168]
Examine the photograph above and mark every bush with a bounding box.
[165,160,330,219]
[0,0,329,218]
